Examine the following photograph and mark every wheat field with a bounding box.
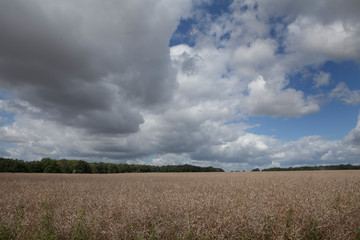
[0,171,359,239]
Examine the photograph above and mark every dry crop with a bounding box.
[0,171,359,239]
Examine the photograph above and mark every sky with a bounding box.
[0,0,360,171]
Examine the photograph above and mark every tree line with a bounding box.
[255,164,360,172]
[0,157,224,173]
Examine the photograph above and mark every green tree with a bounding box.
[107,163,118,173]
[0,158,13,172]
[94,162,107,173]
[73,160,92,173]
[0,158,27,172]
[26,161,43,173]
[57,159,73,173]
[41,158,61,173]
[117,164,131,173]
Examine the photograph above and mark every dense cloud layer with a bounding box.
[0,0,359,170]
[0,0,192,133]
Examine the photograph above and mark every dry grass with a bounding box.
[0,171,359,239]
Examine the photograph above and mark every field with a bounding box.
[0,171,359,239]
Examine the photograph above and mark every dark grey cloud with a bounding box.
[0,0,187,134]
[0,0,95,86]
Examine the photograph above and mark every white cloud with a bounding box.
[275,136,340,165]
[231,39,277,78]
[1,96,360,171]
[344,114,360,145]
[330,82,360,105]
[246,76,319,118]
[191,132,277,164]
[313,72,330,88]
[151,153,192,166]
[286,17,360,62]
[170,44,237,105]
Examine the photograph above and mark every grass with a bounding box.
[33,203,59,240]
[0,171,359,239]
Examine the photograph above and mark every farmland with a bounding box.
[0,171,359,239]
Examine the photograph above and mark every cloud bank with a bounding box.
[0,0,359,171]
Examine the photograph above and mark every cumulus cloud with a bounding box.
[1,94,360,171]
[273,136,340,166]
[191,133,276,164]
[231,39,277,78]
[286,17,360,62]
[245,76,319,118]
[330,82,360,105]
[344,114,360,145]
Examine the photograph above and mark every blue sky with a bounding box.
[0,0,359,171]
[248,61,360,141]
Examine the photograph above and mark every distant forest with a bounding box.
[0,157,224,173]
[253,164,360,172]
